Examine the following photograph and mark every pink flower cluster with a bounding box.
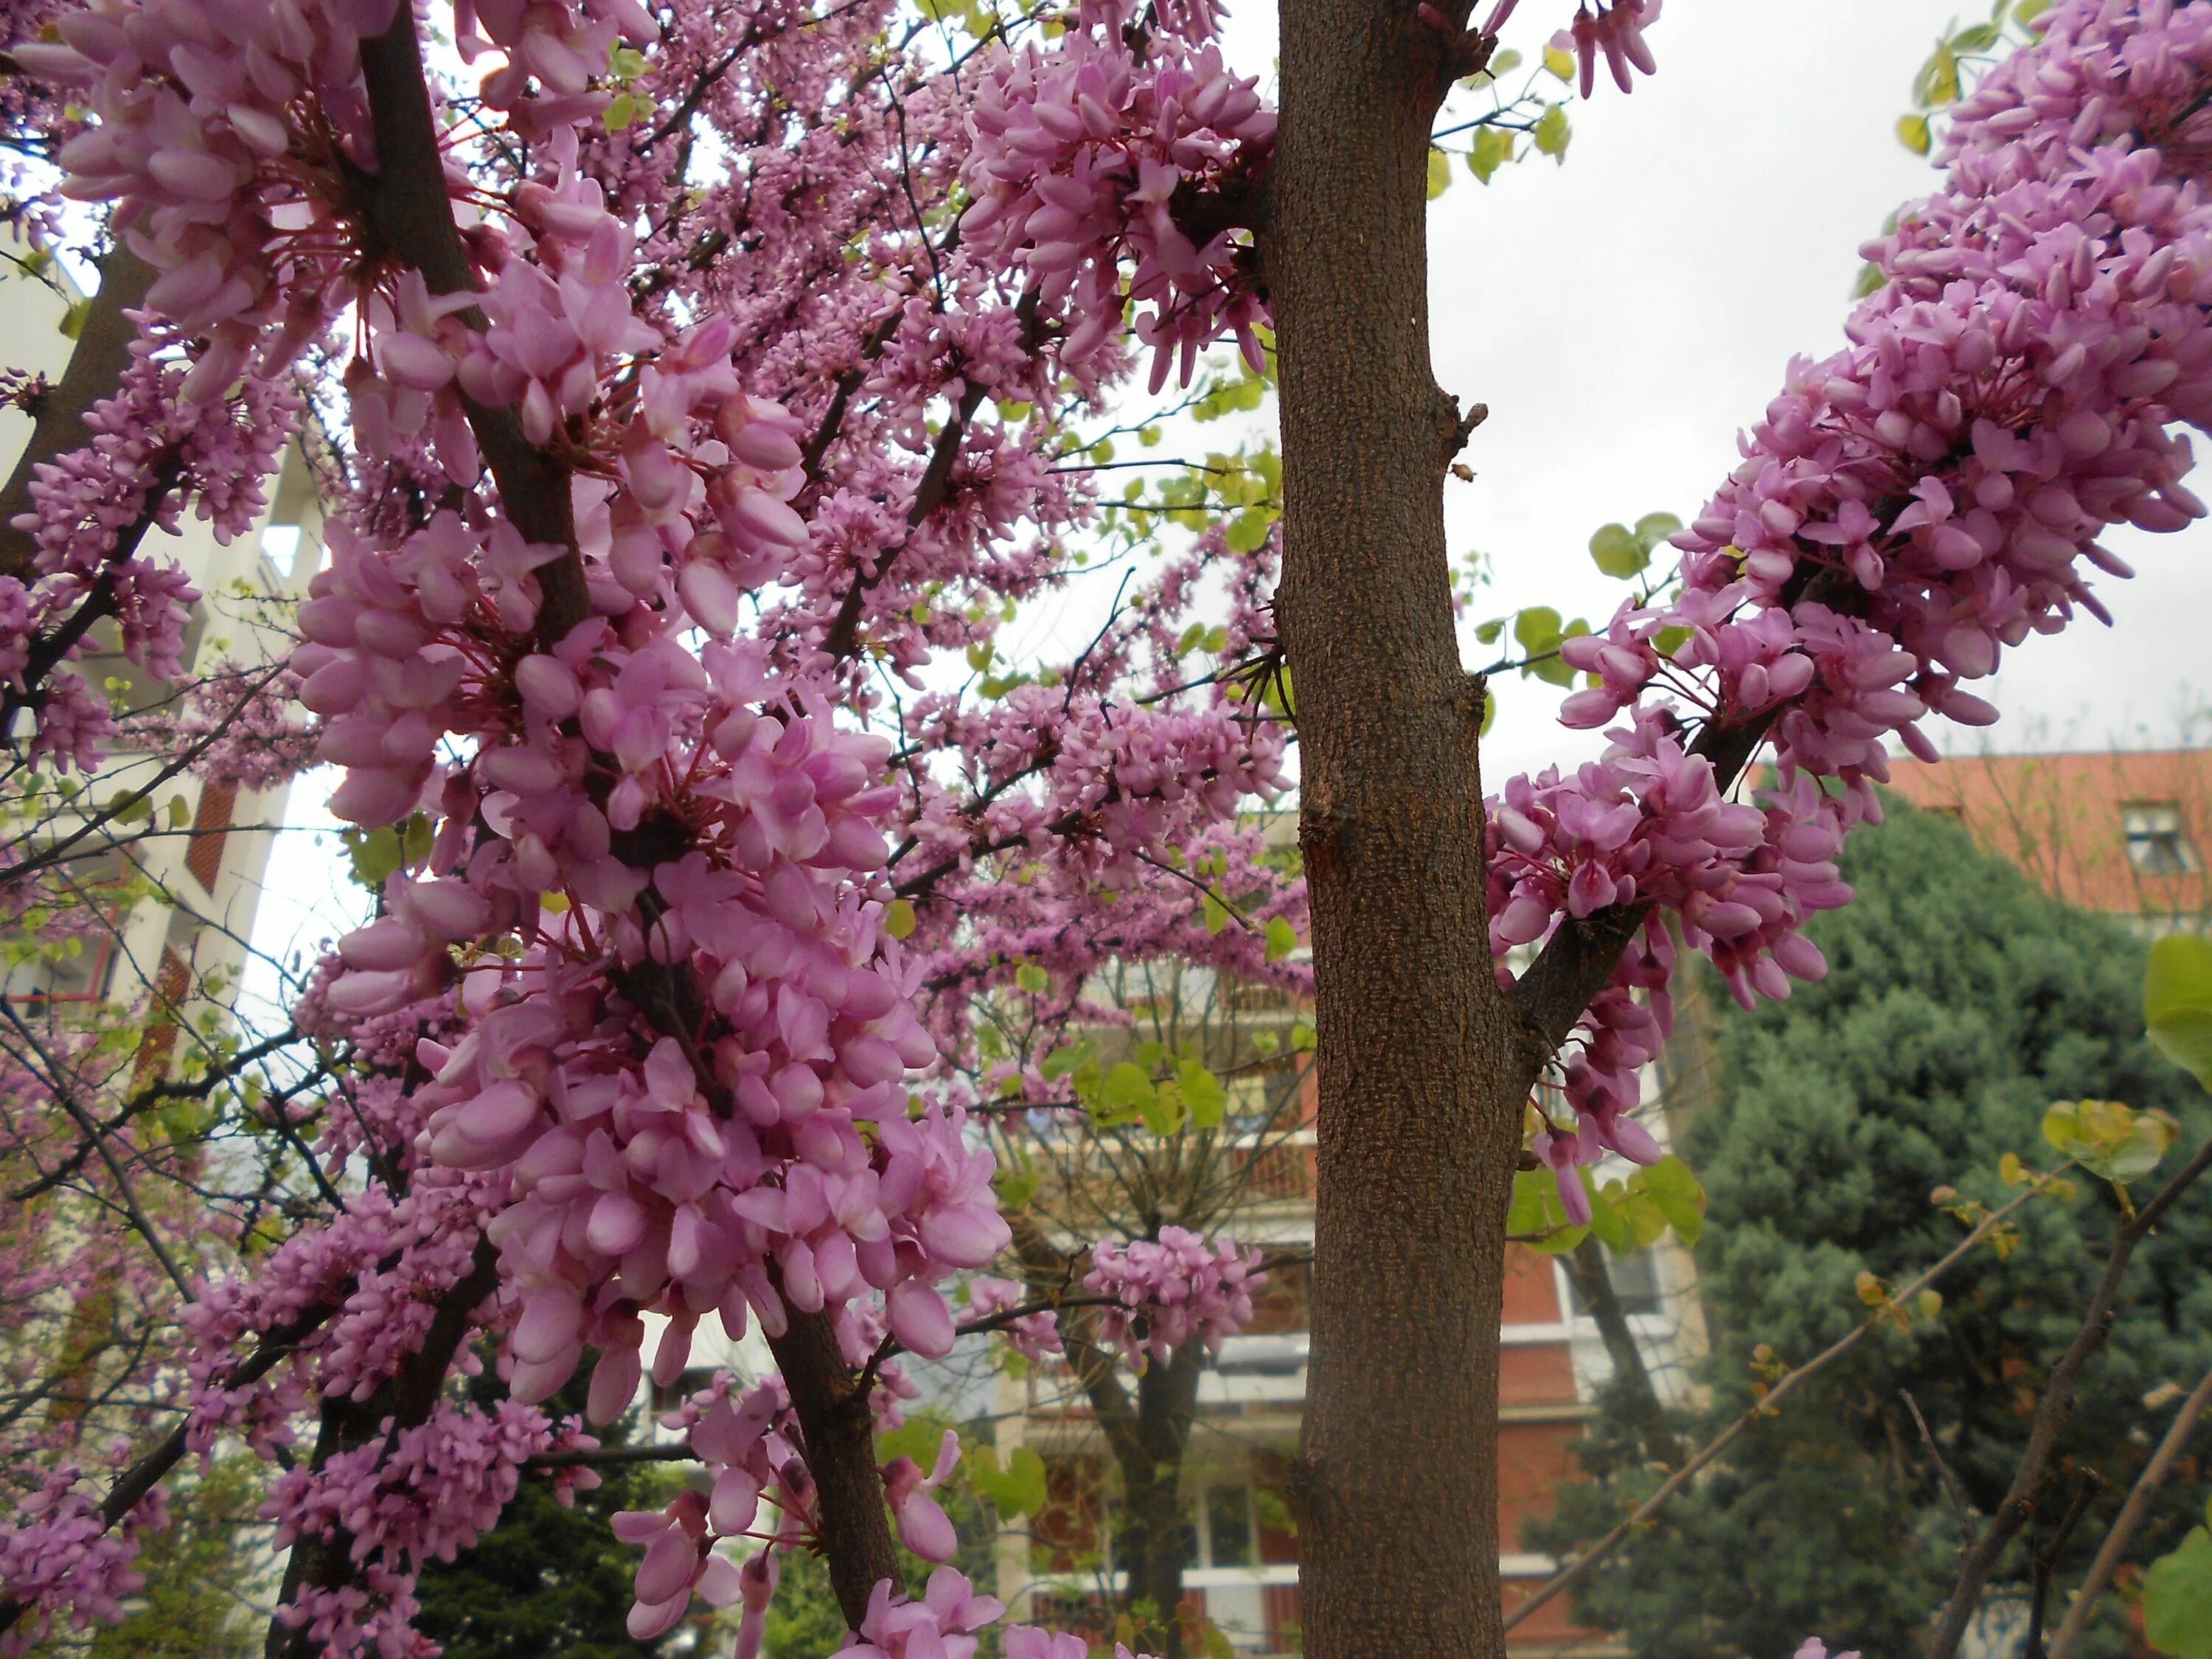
[1498,0,2212,1216]
[961,0,1274,392]
[1084,1226,1263,1367]
[0,1471,159,1659]
[841,1570,1006,1659]
[967,1275,1063,1363]
[1559,0,1660,100]
[267,1399,594,1659]
[611,1374,810,1642]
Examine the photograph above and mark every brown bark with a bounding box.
[1269,4,1528,1654]
[1117,1341,1206,1658]
[765,1310,902,1631]
[355,8,589,645]
[0,243,156,582]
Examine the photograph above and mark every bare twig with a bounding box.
[1929,1134,2212,1659]
[2046,1362,2212,1659]
[1902,1387,1975,1537]
[1502,1173,2059,1634]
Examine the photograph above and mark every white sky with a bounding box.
[246,0,2212,990]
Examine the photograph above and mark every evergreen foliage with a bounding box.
[1534,801,2212,1658]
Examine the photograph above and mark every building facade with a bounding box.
[1885,747,2212,933]
[0,249,317,1062]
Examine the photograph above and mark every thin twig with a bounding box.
[1902,1387,1975,1536]
[1502,1173,2059,1633]
[2046,1362,2212,1659]
[1929,1134,2212,1659]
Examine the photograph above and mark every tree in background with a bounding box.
[1535,801,2212,1657]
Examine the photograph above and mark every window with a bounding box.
[2124,802,2200,876]
[260,522,306,578]
[1204,1486,1255,1568]
[1565,1248,1666,1318]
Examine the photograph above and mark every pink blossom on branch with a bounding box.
[1495,0,2212,1216]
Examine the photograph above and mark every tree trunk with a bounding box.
[0,242,156,582]
[1115,1341,1206,1658]
[1270,3,1526,1655]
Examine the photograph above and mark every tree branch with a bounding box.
[1927,1134,2212,1659]
[355,7,589,647]
[0,244,156,582]
[2046,1362,2212,1659]
[1503,1170,2061,1634]
[0,1298,340,1637]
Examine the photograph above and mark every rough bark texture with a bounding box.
[0,243,156,582]
[1270,3,1527,1654]
[766,1312,902,1630]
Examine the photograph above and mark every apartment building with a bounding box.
[1885,746,2212,933]
[0,248,316,1057]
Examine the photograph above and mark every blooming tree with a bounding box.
[0,0,2203,1657]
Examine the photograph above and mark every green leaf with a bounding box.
[1427,147,1453,199]
[1896,113,1932,155]
[1180,1059,1227,1129]
[2146,934,2212,1090]
[602,91,639,133]
[1290,1020,1317,1053]
[1513,605,1563,655]
[1203,892,1231,935]
[1265,916,1298,963]
[1474,617,1506,645]
[1633,511,1683,552]
[1510,1166,1589,1255]
[1103,1061,1155,1116]
[1590,523,1647,580]
[1533,103,1571,160]
[2014,0,2055,20]
[1225,509,1274,554]
[1582,1171,1632,1254]
[2146,1521,2212,1659]
[1139,1082,1185,1136]
[1469,125,1512,184]
[877,1421,949,1467]
[884,899,917,940]
[1015,964,1049,995]
[1529,619,1588,688]
[58,299,90,340]
[1542,42,1576,80]
[1637,1155,1707,1248]
[166,794,190,830]
[1653,624,1693,660]
[1041,1040,1094,1082]
[1949,21,2000,50]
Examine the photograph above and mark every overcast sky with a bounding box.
[244,1,2212,995]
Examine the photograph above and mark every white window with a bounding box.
[260,522,305,578]
[2124,803,2200,876]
